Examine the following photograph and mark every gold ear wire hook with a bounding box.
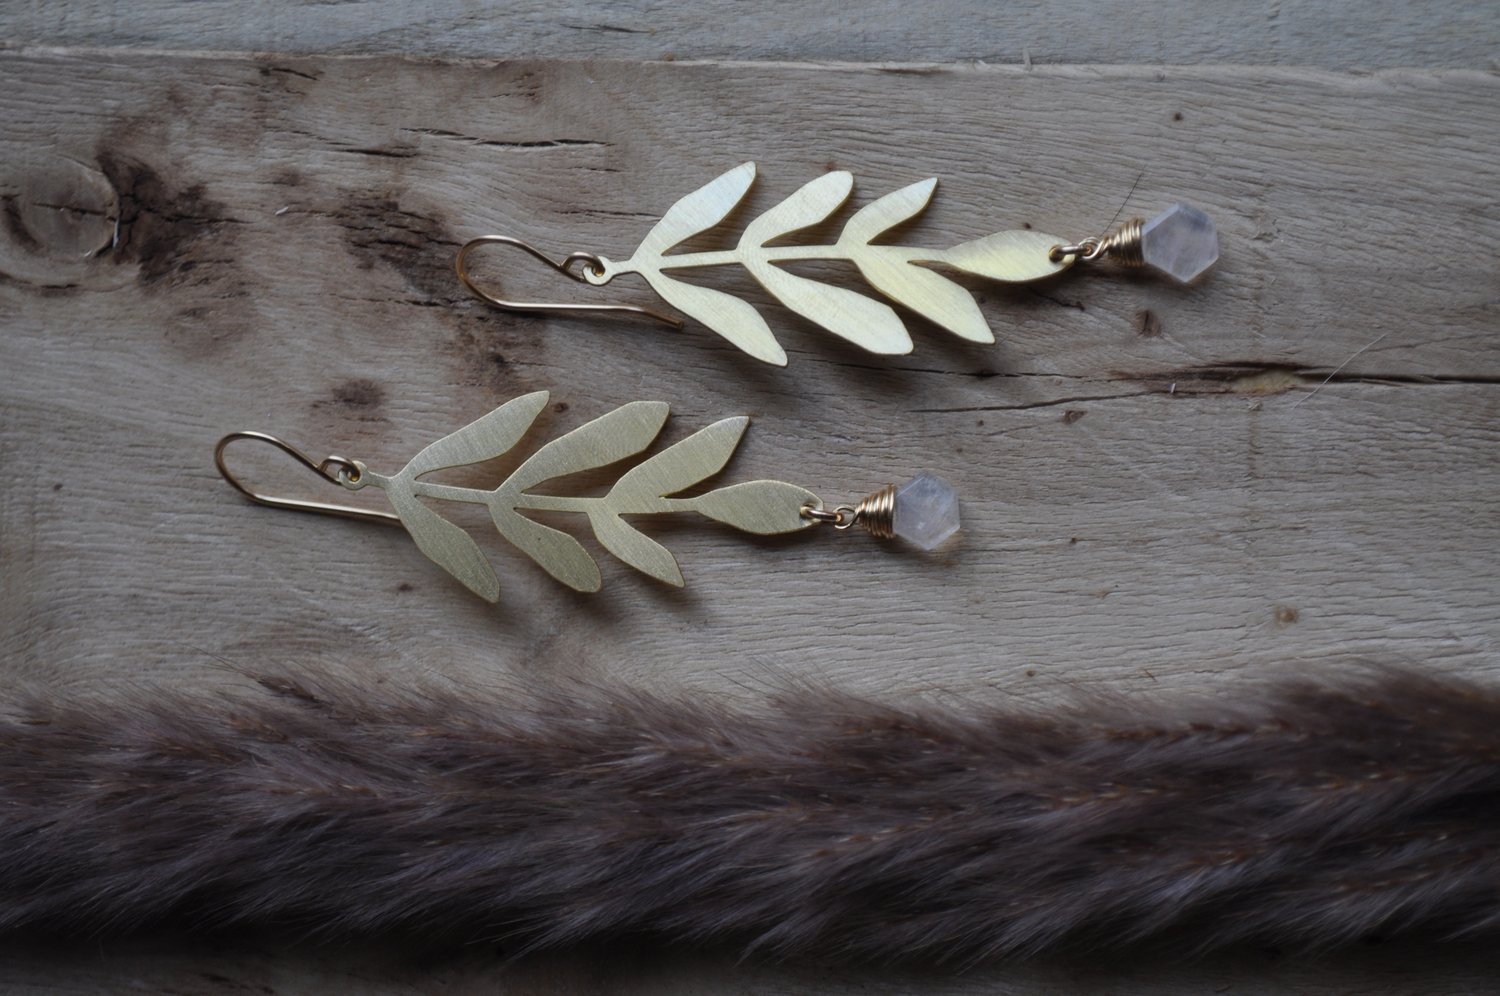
[454,235,684,329]
[214,431,399,525]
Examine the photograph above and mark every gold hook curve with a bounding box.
[454,235,684,329]
[214,431,399,525]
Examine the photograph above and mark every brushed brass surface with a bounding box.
[577,162,1074,365]
[328,392,820,600]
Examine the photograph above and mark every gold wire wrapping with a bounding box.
[851,484,896,539]
[1100,217,1145,267]
[1050,216,1145,266]
[800,483,895,538]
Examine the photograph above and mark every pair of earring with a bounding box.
[217,163,1217,603]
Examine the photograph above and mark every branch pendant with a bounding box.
[217,393,962,603]
[458,162,1219,366]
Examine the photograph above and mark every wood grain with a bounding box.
[1,50,1498,992]
[3,0,1498,68]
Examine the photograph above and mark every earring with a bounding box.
[456,162,1218,366]
[215,392,959,602]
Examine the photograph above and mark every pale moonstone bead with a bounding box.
[892,473,960,551]
[1141,203,1218,283]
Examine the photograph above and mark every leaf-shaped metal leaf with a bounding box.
[854,253,993,343]
[508,400,669,492]
[743,259,912,355]
[403,391,549,479]
[491,506,602,592]
[934,230,1073,283]
[642,270,786,366]
[590,513,684,587]
[839,178,936,246]
[609,416,749,504]
[383,483,501,602]
[693,480,819,535]
[739,171,852,248]
[639,162,756,256]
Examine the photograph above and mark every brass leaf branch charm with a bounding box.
[217,397,963,599]
[338,391,818,601]
[578,162,1073,366]
[459,164,1218,366]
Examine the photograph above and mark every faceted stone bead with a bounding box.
[892,472,960,551]
[1141,203,1218,283]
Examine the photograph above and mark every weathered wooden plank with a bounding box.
[3,0,1497,69]
[1,52,1496,699]
[6,56,1495,379]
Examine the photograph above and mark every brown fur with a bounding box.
[2,668,1499,962]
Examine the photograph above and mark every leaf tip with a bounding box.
[753,340,789,367]
[629,399,672,422]
[638,400,672,436]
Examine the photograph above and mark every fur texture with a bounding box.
[2,668,1500,962]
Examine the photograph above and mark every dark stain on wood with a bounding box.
[333,378,385,408]
[334,192,546,388]
[1134,308,1163,337]
[1062,409,1087,423]
[444,322,538,391]
[96,151,240,288]
[316,378,387,416]
[337,191,461,303]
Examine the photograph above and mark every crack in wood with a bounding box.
[341,147,420,159]
[912,392,1153,414]
[561,22,653,35]
[402,128,609,150]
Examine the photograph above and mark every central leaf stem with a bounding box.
[611,243,930,275]
[406,480,693,516]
